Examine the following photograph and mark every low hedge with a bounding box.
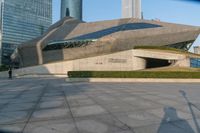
[68,71,200,79]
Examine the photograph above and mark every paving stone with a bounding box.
[1,103,35,112]
[24,119,77,133]
[68,98,96,107]
[140,95,163,100]
[113,111,161,128]
[0,111,29,124]
[71,105,107,117]
[0,123,25,133]
[176,104,200,119]
[67,95,89,100]
[184,118,200,133]
[147,107,192,122]
[77,120,108,133]
[100,102,137,113]
[41,96,65,102]
[0,99,10,105]
[94,95,122,105]
[32,108,70,120]
[0,95,16,99]
[0,78,200,133]
[155,99,183,106]
[9,98,38,104]
[124,99,163,110]
[121,97,138,102]
[75,114,133,133]
[43,92,63,97]
[39,101,64,109]
[133,122,193,133]
[158,94,182,99]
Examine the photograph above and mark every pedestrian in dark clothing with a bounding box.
[8,67,12,79]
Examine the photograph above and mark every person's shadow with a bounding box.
[157,107,195,133]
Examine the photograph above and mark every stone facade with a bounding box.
[12,17,200,68]
[5,49,194,78]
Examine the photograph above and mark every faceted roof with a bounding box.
[15,17,200,67]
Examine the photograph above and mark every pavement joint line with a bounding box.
[1,78,200,132]
[71,112,110,119]
[62,87,80,133]
[21,117,70,124]
[90,84,161,113]
[0,117,27,126]
[76,83,198,129]
[21,82,49,133]
[101,83,190,112]
[0,120,27,126]
[0,88,31,112]
[0,105,38,113]
[87,95,136,133]
[25,115,72,122]
[0,122,26,126]
[72,84,136,133]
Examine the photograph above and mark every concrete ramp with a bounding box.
[132,49,185,60]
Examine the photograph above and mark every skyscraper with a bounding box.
[61,0,82,20]
[0,0,52,65]
[122,0,141,19]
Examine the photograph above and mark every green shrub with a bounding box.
[68,71,200,79]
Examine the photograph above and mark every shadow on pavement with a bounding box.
[0,130,19,133]
[180,90,200,133]
[157,107,195,133]
[158,90,200,133]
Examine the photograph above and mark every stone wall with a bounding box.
[0,49,193,78]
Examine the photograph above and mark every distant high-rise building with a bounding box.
[0,0,52,65]
[61,0,82,20]
[122,0,142,19]
[194,46,200,54]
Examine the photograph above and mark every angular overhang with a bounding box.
[13,17,200,67]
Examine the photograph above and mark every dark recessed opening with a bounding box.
[146,58,171,69]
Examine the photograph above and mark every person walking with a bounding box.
[8,67,12,79]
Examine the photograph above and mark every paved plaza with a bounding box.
[0,78,200,133]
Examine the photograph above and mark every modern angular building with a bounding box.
[10,17,200,77]
[122,0,142,19]
[61,0,82,20]
[0,0,52,65]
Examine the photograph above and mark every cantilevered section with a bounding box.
[12,17,200,67]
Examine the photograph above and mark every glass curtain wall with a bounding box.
[0,0,52,65]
